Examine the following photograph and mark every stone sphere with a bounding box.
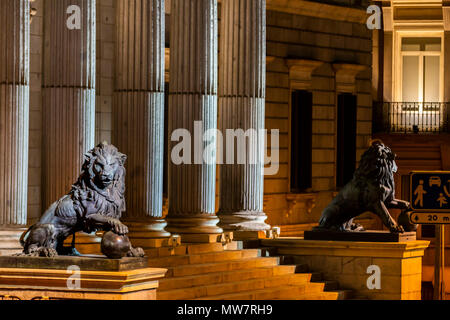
[101,231,131,259]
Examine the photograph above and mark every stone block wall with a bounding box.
[263,9,373,228]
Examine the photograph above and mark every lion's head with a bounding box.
[82,142,127,190]
[354,140,397,194]
[71,142,127,216]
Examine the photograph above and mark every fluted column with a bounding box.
[166,0,223,237]
[217,0,270,232]
[0,0,30,226]
[113,0,170,239]
[42,0,96,208]
[0,0,30,255]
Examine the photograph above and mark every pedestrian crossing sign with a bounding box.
[410,171,450,212]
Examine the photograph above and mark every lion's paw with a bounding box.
[37,247,58,257]
[390,224,405,234]
[127,247,145,258]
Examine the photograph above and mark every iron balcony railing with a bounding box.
[374,102,450,134]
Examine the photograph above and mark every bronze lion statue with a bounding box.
[19,142,144,257]
[315,140,410,233]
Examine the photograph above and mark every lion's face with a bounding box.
[83,142,127,191]
[92,152,121,188]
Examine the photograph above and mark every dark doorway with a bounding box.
[336,93,357,188]
[290,90,313,192]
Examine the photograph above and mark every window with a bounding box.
[336,93,357,188]
[401,37,441,106]
[290,90,313,192]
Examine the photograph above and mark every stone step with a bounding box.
[166,257,280,278]
[299,290,354,300]
[0,229,26,237]
[195,285,346,300]
[148,249,261,268]
[0,239,22,247]
[185,243,225,255]
[320,280,340,291]
[144,242,226,259]
[0,234,22,240]
[158,275,324,300]
[0,249,22,256]
[159,265,301,291]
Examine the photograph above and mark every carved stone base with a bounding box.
[232,230,269,240]
[126,220,171,239]
[180,232,233,244]
[304,230,417,242]
[166,214,223,235]
[218,211,271,232]
[0,255,148,272]
[262,238,429,300]
[0,261,167,300]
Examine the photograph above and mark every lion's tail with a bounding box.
[19,226,33,248]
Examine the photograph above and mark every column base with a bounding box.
[218,211,271,232]
[232,230,269,240]
[165,214,223,235]
[123,220,178,248]
[63,232,102,255]
[180,232,233,244]
[0,227,27,256]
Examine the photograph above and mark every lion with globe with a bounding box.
[19,142,144,258]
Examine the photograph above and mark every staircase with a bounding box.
[373,133,448,173]
[149,242,353,300]
[0,229,25,256]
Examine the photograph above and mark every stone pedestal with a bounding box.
[262,238,429,300]
[304,230,417,242]
[0,256,166,300]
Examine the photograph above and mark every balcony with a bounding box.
[373,102,450,134]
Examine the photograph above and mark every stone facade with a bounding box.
[22,1,373,233]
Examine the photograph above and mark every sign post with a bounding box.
[410,171,450,300]
[435,225,445,300]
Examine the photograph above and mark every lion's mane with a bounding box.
[70,142,127,219]
[354,140,396,198]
